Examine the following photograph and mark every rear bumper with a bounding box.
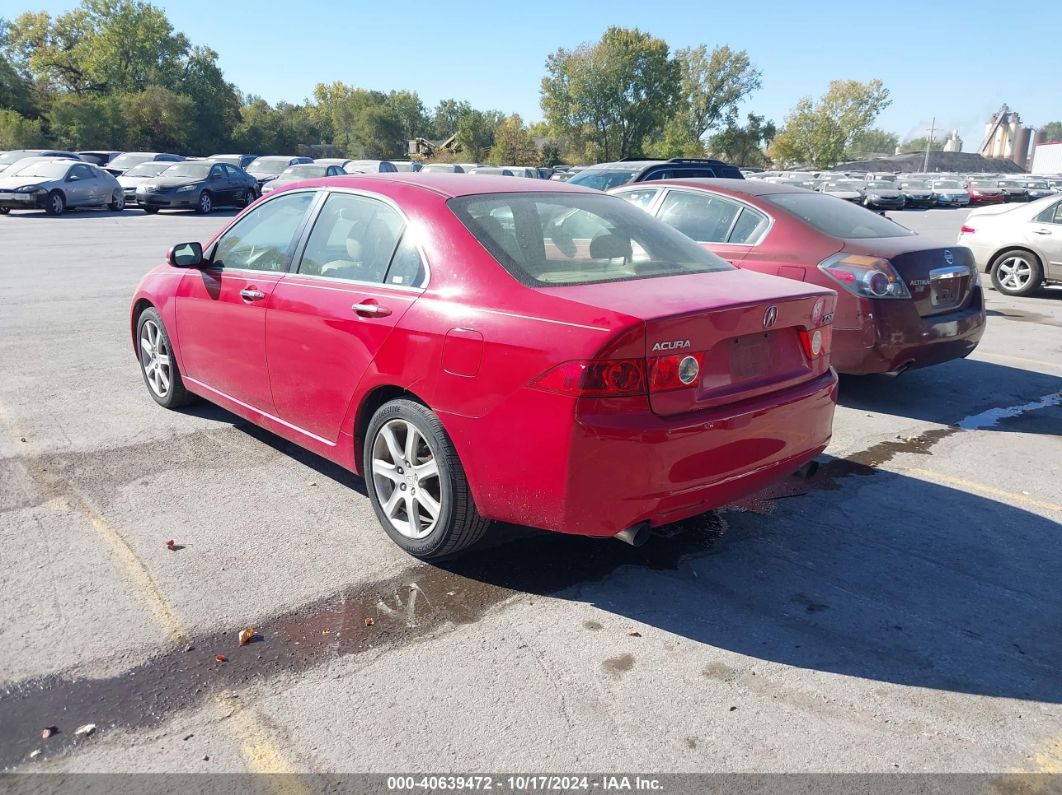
[440,371,837,537]
[969,195,1004,204]
[934,196,970,207]
[831,289,986,374]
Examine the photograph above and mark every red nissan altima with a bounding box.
[610,179,986,375]
[131,175,838,558]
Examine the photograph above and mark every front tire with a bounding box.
[142,205,159,214]
[990,249,1043,296]
[0,207,9,215]
[109,192,124,211]
[364,399,490,559]
[136,308,192,409]
[45,191,65,216]
[196,191,213,214]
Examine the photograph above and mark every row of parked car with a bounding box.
[745,170,1061,210]
[0,148,568,215]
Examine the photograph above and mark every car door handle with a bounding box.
[240,288,266,302]
[1031,229,1052,235]
[353,302,392,318]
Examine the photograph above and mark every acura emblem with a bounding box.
[943,249,954,265]
[763,305,778,328]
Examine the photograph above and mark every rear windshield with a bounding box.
[566,168,640,191]
[448,192,733,287]
[765,193,912,239]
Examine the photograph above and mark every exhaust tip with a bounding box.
[793,460,820,480]
[614,522,651,548]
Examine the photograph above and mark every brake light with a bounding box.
[818,253,911,299]
[960,225,976,235]
[799,326,831,360]
[649,353,704,392]
[531,359,646,397]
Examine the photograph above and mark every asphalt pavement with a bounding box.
[1,203,1060,778]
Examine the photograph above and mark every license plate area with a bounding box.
[729,332,773,379]
[929,266,968,309]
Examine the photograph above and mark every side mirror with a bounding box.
[168,241,203,268]
[67,174,80,182]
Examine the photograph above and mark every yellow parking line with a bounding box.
[2,401,303,778]
[903,467,1062,514]
[972,351,1062,372]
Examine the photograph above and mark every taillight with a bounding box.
[960,225,976,235]
[531,359,646,397]
[648,353,703,392]
[818,253,911,299]
[799,326,831,360]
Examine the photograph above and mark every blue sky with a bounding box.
[16,0,1062,151]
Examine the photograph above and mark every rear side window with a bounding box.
[448,192,732,287]
[298,192,404,283]
[729,208,770,244]
[657,190,740,243]
[1034,201,1062,224]
[765,192,912,239]
[617,188,661,210]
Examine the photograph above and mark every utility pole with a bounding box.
[923,117,936,172]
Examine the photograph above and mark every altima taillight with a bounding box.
[818,253,911,299]
[531,359,646,397]
[798,326,831,361]
[648,353,704,392]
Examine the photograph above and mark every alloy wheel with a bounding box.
[139,319,172,398]
[996,256,1033,291]
[370,419,442,539]
[199,192,212,214]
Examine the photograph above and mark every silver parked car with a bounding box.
[260,163,345,194]
[117,160,173,203]
[0,158,124,215]
[957,195,1062,295]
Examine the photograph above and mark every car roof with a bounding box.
[277,173,595,199]
[616,177,810,197]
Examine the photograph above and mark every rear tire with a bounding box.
[990,249,1043,296]
[109,192,124,211]
[45,191,65,216]
[0,207,9,215]
[136,308,193,409]
[364,399,490,559]
[196,191,213,214]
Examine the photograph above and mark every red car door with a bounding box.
[266,191,426,442]
[175,190,317,412]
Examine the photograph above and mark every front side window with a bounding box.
[298,193,404,283]
[449,192,733,287]
[211,191,315,272]
[657,190,741,243]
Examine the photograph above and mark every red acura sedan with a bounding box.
[610,179,986,375]
[131,175,837,558]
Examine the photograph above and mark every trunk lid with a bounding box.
[843,238,977,318]
[542,269,836,417]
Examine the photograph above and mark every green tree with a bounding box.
[846,127,899,158]
[120,85,195,150]
[432,98,471,139]
[1041,121,1062,142]
[541,26,678,161]
[0,108,47,148]
[0,51,38,117]
[768,79,891,168]
[46,92,125,147]
[388,89,429,141]
[900,135,944,154]
[488,113,538,165]
[312,83,406,158]
[707,113,776,166]
[675,45,761,141]
[455,109,498,161]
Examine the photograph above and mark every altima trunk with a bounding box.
[844,240,977,318]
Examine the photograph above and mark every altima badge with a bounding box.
[763,305,778,328]
[943,249,954,265]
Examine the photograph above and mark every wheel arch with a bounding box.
[988,245,1042,273]
[352,385,430,474]
[131,298,155,348]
